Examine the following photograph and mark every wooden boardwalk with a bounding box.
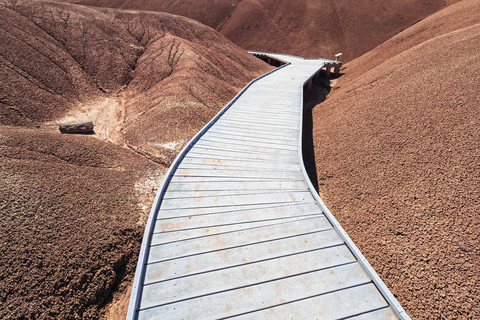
[126,53,410,320]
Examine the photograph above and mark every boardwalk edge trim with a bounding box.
[296,57,411,320]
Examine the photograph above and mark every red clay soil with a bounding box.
[311,0,480,318]
[0,0,270,318]
[52,0,241,32]
[0,126,163,319]
[0,0,271,164]
[53,0,242,30]
[57,0,456,62]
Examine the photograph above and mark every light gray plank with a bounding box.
[226,111,299,122]
[169,176,305,184]
[174,168,302,178]
[179,157,300,171]
[230,108,298,117]
[206,128,298,143]
[222,115,298,126]
[141,246,357,308]
[152,214,320,243]
[212,120,298,133]
[166,179,307,192]
[347,307,398,319]
[176,164,299,172]
[137,263,372,318]
[194,140,298,154]
[199,137,298,151]
[187,148,299,162]
[200,133,298,148]
[160,191,312,210]
[216,118,297,131]
[230,283,390,320]
[156,201,320,220]
[163,189,307,199]
[206,125,299,140]
[148,216,332,262]
[144,229,344,284]
[188,146,298,161]
[156,201,320,222]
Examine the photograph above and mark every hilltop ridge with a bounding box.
[58,0,454,61]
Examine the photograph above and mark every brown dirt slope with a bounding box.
[51,0,241,32]
[312,0,480,318]
[1,0,271,163]
[0,0,270,319]
[54,0,242,30]
[0,126,162,319]
[220,0,450,61]
[57,0,457,61]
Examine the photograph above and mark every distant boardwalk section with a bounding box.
[127,53,410,320]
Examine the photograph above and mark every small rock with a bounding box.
[59,121,94,134]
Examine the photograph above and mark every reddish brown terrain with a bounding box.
[0,0,270,318]
[58,0,458,62]
[311,0,480,318]
[2,0,479,319]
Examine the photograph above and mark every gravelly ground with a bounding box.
[312,1,480,318]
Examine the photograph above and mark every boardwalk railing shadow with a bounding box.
[302,75,331,192]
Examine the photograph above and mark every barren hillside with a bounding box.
[1,0,271,164]
[2,0,479,318]
[311,0,480,318]
[0,0,270,318]
[57,0,456,61]
[1,126,162,319]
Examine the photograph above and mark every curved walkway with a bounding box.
[126,53,410,320]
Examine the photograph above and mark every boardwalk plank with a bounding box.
[157,201,320,222]
[144,229,344,285]
[160,191,312,210]
[230,283,390,320]
[347,307,399,319]
[141,248,358,309]
[166,180,307,192]
[152,214,320,243]
[148,216,332,261]
[137,264,373,318]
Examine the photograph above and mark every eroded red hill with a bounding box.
[311,0,480,318]
[1,0,271,163]
[0,0,270,318]
[57,0,456,61]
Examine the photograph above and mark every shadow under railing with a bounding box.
[250,52,288,67]
[302,71,334,192]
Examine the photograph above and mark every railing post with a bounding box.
[334,66,341,76]
[306,78,312,91]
